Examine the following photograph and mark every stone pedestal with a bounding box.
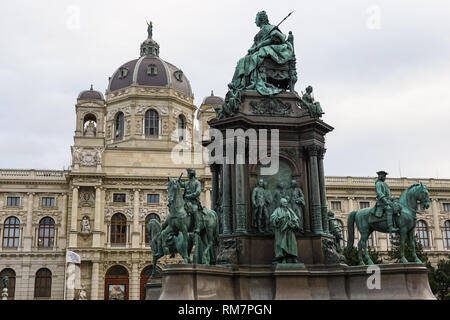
[158,263,435,300]
[144,278,162,300]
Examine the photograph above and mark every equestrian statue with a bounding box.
[346,171,430,265]
[146,169,219,278]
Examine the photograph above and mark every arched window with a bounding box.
[443,220,450,249]
[0,268,16,299]
[34,268,52,298]
[115,112,124,139]
[140,265,153,300]
[111,213,127,245]
[144,109,159,136]
[38,217,55,248]
[178,115,186,142]
[105,265,129,300]
[145,214,161,244]
[3,216,20,248]
[416,220,430,248]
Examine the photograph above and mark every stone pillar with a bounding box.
[205,187,212,210]
[130,263,139,300]
[235,163,247,234]
[222,163,232,235]
[59,193,68,250]
[132,189,140,248]
[211,164,219,211]
[318,147,329,234]
[69,186,79,247]
[93,187,102,247]
[431,198,444,251]
[306,145,323,234]
[90,262,99,300]
[23,193,34,251]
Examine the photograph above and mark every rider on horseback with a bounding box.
[374,170,400,233]
[182,168,204,234]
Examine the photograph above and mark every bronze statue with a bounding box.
[299,86,324,118]
[285,179,305,231]
[374,170,400,233]
[181,168,203,234]
[271,198,301,264]
[328,210,343,253]
[251,178,270,233]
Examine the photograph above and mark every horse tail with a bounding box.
[346,210,357,255]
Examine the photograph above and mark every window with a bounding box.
[0,268,16,299]
[360,201,370,209]
[331,201,341,211]
[6,197,20,207]
[443,203,450,212]
[147,64,158,76]
[113,193,126,203]
[145,214,161,244]
[38,217,55,248]
[111,213,127,245]
[105,265,129,300]
[144,109,159,136]
[416,220,430,248]
[115,112,125,139]
[178,115,186,142]
[147,194,159,204]
[34,268,52,298]
[3,217,20,248]
[443,221,450,249]
[41,197,55,207]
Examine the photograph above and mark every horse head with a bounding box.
[167,173,184,209]
[417,182,430,210]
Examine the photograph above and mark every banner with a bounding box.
[66,250,81,264]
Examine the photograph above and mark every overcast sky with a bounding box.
[0,0,449,178]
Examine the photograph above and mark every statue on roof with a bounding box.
[147,20,153,38]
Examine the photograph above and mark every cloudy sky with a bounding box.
[0,0,449,178]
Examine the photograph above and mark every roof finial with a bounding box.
[211,90,214,96]
[90,84,93,91]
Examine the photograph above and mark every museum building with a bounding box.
[0,28,449,300]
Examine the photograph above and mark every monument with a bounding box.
[154,11,435,300]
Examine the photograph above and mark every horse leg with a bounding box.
[408,230,422,263]
[360,232,373,265]
[357,238,365,266]
[399,229,408,263]
[180,224,191,264]
[160,225,173,255]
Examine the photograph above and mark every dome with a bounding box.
[202,91,224,105]
[78,85,104,100]
[107,25,193,97]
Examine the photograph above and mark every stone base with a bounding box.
[144,278,162,300]
[158,263,435,300]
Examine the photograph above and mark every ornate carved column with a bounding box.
[24,192,34,251]
[90,261,99,300]
[431,198,444,250]
[318,147,329,234]
[132,189,140,248]
[69,186,79,247]
[235,163,247,233]
[222,162,232,235]
[306,145,323,234]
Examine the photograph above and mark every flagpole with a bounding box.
[63,250,67,300]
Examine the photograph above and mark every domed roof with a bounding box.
[78,85,104,100]
[202,91,224,105]
[107,25,193,97]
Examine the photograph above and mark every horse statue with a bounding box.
[146,175,219,271]
[346,183,430,265]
